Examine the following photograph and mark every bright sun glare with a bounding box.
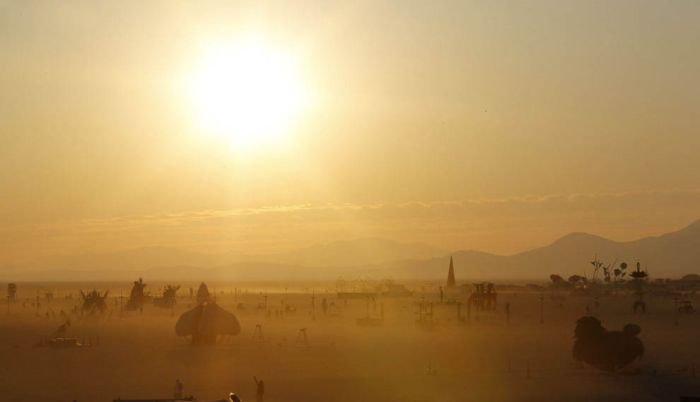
[186,37,309,149]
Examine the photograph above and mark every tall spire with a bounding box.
[447,256,456,288]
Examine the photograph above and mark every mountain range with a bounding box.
[3,219,700,281]
[383,219,700,280]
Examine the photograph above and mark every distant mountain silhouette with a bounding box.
[8,238,445,280]
[5,220,700,281]
[27,246,220,272]
[387,219,700,280]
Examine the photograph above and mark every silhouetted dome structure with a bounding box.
[573,316,644,371]
[176,301,240,345]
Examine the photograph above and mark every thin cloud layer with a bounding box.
[1,189,699,265]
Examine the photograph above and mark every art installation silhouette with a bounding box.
[7,283,17,302]
[628,262,649,314]
[196,282,210,305]
[175,283,241,345]
[572,316,644,371]
[126,278,150,312]
[613,262,628,283]
[549,274,569,289]
[80,289,109,316]
[54,319,71,337]
[469,282,497,311]
[446,256,456,288]
[154,285,180,309]
[677,300,695,314]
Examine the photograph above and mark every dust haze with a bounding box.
[2,260,700,401]
[2,0,700,401]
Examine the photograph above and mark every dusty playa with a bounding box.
[0,281,698,402]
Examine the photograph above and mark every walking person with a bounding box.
[253,376,265,402]
[174,379,183,399]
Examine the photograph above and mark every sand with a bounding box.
[0,282,698,402]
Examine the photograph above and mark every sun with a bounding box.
[186,37,310,149]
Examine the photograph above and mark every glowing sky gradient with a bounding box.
[2,1,699,264]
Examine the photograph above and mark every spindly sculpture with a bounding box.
[80,289,109,316]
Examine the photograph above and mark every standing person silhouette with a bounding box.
[253,376,265,402]
[174,378,183,399]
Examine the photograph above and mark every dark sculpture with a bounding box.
[573,316,644,371]
[175,283,240,345]
[126,278,149,311]
[196,282,210,305]
[631,262,649,314]
[80,289,109,316]
[549,274,571,289]
[469,282,497,311]
[7,283,17,302]
[55,319,71,337]
[154,285,180,308]
[446,256,456,288]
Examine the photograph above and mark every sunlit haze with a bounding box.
[2,3,700,402]
[185,36,311,150]
[1,0,699,267]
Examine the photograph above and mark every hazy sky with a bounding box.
[1,1,700,263]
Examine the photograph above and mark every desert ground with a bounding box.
[0,281,698,402]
